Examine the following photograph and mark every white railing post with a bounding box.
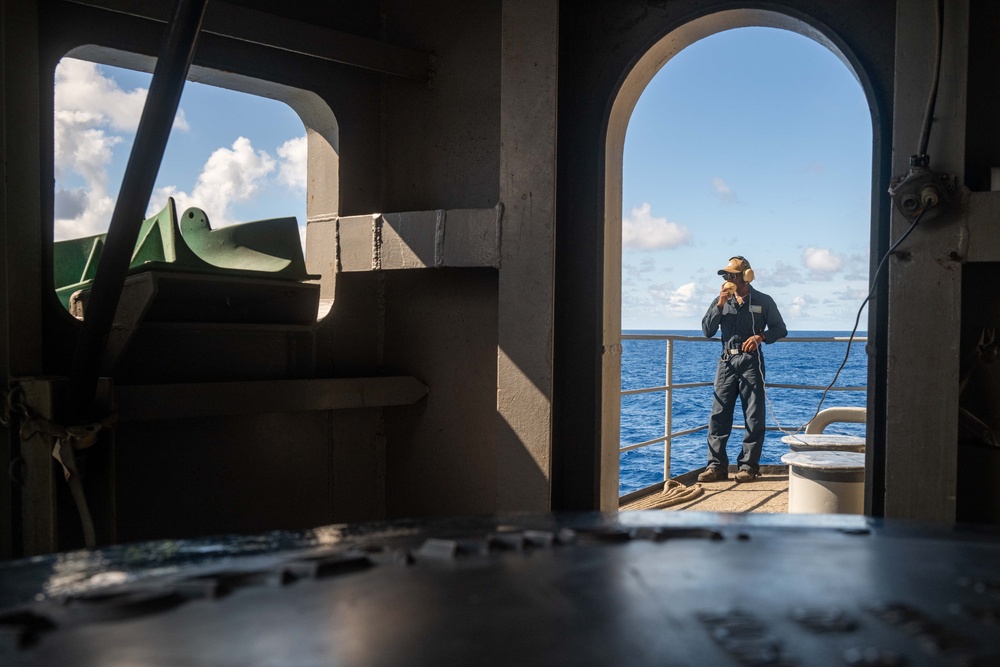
[664,337,674,482]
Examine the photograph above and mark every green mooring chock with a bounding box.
[53,198,314,309]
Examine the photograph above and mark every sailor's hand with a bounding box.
[718,281,737,308]
[742,334,763,353]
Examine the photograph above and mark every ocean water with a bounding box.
[619,330,868,495]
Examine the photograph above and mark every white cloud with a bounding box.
[53,124,121,189]
[54,190,117,241]
[622,256,657,283]
[762,260,804,288]
[53,58,308,241]
[666,282,702,317]
[834,286,868,301]
[843,253,870,281]
[173,109,190,132]
[711,177,738,205]
[788,294,818,317]
[622,202,691,250]
[148,137,276,226]
[276,136,307,191]
[645,281,705,318]
[53,58,188,240]
[803,247,843,273]
[54,187,88,220]
[55,60,145,136]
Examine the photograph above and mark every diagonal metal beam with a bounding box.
[70,0,209,415]
[61,0,430,81]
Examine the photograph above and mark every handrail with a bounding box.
[804,406,867,434]
[622,334,864,342]
[620,333,867,491]
[622,381,712,396]
[622,381,863,396]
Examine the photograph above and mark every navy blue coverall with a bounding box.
[701,286,787,473]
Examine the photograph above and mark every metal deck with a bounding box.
[4,512,1000,666]
[620,465,793,513]
[621,471,790,513]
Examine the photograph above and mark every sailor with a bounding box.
[698,256,787,483]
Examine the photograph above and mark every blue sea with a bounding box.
[620,330,867,495]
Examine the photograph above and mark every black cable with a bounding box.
[917,0,944,157]
[802,209,926,429]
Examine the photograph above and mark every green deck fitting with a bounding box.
[54,198,315,309]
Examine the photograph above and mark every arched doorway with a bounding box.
[616,26,875,500]
[598,9,889,510]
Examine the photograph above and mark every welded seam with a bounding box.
[372,214,383,271]
[434,209,446,267]
[494,201,505,269]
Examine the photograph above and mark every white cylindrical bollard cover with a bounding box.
[781,451,865,514]
[780,434,866,453]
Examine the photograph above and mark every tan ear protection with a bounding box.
[730,256,755,283]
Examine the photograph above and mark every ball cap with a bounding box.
[717,256,750,276]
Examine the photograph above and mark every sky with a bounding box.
[621,27,873,332]
[53,26,872,331]
[53,57,307,247]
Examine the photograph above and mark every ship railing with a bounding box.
[619,333,867,497]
